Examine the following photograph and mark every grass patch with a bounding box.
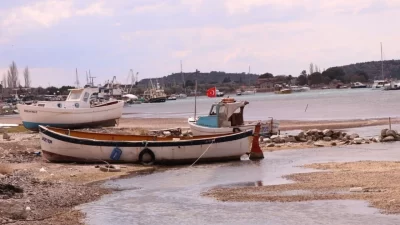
[2,125,28,133]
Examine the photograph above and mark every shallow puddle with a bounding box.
[80,142,400,225]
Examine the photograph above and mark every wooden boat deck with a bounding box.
[48,127,236,142]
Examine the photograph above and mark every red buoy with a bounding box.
[249,123,264,160]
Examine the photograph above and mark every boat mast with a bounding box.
[381,42,384,80]
[181,60,186,94]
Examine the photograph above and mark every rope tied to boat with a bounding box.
[142,140,148,149]
[190,139,215,167]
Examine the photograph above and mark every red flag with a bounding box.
[206,87,216,97]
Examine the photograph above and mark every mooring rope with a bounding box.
[190,139,215,167]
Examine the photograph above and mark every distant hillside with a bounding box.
[340,60,400,79]
[138,71,259,87]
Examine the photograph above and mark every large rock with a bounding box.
[382,136,396,142]
[385,129,397,138]
[323,129,333,137]
[297,131,306,139]
[353,137,363,144]
[349,133,359,140]
[314,141,325,147]
[306,129,319,136]
[284,136,296,143]
[371,136,381,143]
[263,138,272,143]
[323,137,332,142]
[381,129,389,138]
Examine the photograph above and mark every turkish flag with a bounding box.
[207,87,216,97]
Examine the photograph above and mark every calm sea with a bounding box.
[123,88,400,121]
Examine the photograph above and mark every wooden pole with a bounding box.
[194,80,197,119]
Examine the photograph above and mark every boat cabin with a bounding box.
[196,98,248,128]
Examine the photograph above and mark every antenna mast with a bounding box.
[75,68,80,88]
[181,60,186,94]
[381,42,384,79]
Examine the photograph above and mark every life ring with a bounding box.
[57,103,62,108]
[74,103,79,108]
[138,148,156,165]
[233,128,241,133]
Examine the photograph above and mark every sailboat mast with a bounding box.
[181,60,186,94]
[381,42,384,80]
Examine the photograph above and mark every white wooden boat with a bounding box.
[372,80,388,89]
[188,98,279,136]
[38,125,253,164]
[17,87,124,131]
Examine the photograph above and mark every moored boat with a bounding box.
[143,80,167,103]
[39,125,253,164]
[188,98,279,136]
[274,88,292,94]
[17,87,124,131]
[167,95,177,100]
[350,82,367,89]
[290,86,310,92]
[371,80,389,89]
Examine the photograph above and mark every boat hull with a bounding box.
[188,119,279,136]
[351,86,367,89]
[148,97,167,103]
[17,101,124,131]
[39,126,253,164]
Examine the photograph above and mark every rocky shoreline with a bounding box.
[260,127,400,151]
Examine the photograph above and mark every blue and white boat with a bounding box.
[17,87,124,131]
[188,98,279,136]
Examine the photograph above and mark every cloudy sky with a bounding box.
[0,0,399,87]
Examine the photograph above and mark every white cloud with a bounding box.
[0,0,114,43]
[131,2,169,14]
[76,2,113,16]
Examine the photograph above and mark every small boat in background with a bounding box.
[39,125,253,164]
[290,86,310,92]
[17,87,124,131]
[383,80,400,90]
[176,93,187,99]
[275,88,292,94]
[143,80,167,103]
[350,82,367,89]
[216,89,224,97]
[167,95,177,100]
[372,80,389,89]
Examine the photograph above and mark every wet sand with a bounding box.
[204,161,400,214]
[1,116,398,131]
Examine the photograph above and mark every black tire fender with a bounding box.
[139,148,156,165]
[233,128,241,133]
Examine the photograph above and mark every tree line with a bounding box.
[1,61,31,89]
[260,62,370,86]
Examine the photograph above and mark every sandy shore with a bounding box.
[204,161,400,214]
[0,130,157,224]
[1,116,398,131]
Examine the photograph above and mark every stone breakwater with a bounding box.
[261,128,400,148]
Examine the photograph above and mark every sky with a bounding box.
[1,0,400,87]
